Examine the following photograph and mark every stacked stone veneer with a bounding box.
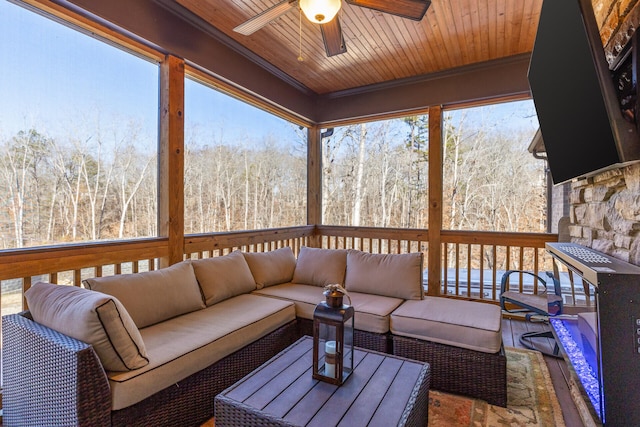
[568,0,640,264]
[570,164,640,264]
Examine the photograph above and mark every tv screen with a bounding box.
[528,0,639,185]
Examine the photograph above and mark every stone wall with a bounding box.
[568,0,640,264]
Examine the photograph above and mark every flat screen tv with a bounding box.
[528,0,640,185]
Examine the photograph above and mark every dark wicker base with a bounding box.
[297,317,390,353]
[111,319,299,427]
[3,312,112,427]
[392,335,507,407]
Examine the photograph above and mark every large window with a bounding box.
[0,1,159,249]
[183,77,306,232]
[323,100,544,232]
[443,100,544,232]
[323,116,429,228]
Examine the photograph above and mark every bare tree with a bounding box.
[0,130,51,247]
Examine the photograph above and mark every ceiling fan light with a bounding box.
[300,0,342,24]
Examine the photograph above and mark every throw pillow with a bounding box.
[291,246,348,287]
[83,260,205,328]
[25,282,149,372]
[191,250,256,306]
[243,247,297,289]
[345,250,424,300]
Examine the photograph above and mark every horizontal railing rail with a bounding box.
[184,226,316,258]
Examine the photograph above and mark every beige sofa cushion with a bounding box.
[292,247,347,286]
[107,294,295,410]
[243,247,297,289]
[345,250,424,300]
[253,283,403,334]
[25,282,149,372]
[84,261,205,328]
[391,297,503,353]
[192,251,256,305]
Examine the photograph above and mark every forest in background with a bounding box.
[0,109,544,250]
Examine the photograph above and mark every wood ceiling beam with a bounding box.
[314,53,532,125]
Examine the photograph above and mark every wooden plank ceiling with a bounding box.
[175,0,542,95]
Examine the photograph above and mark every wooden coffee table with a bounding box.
[215,336,430,427]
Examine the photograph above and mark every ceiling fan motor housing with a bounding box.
[300,0,342,24]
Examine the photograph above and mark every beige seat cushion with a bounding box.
[391,297,502,353]
[345,250,424,300]
[84,260,205,328]
[292,247,347,286]
[243,247,297,289]
[25,282,149,372]
[192,251,256,305]
[107,294,295,410]
[253,283,403,334]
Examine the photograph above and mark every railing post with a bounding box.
[307,125,322,248]
[158,54,185,267]
[427,105,443,296]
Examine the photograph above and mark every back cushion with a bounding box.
[345,250,424,300]
[192,250,256,305]
[292,247,348,287]
[25,282,149,372]
[84,261,205,328]
[243,247,297,289]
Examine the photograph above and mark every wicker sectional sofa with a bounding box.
[2,246,506,427]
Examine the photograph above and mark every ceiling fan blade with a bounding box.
[321,17,347,57]
[346,0,431,21]
[234,0,297,36]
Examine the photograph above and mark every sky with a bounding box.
[0,0,300,149]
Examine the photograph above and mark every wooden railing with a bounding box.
[0,225,561,316]
[0,238,169,313]
[315,226,559,304]
[183,226,316,259]
[440,230,558,301]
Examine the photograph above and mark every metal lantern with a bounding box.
[312,285,355,385]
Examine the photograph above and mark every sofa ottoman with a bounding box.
[390,297,507,406]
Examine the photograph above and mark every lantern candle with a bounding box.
[325,340,336,378]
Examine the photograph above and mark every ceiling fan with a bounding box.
[233,0,431,57]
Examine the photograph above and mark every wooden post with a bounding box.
[427,106,443,296]
[158,55,185,267]
[307,125,322,247]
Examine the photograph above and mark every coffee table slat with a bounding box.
[302,351,385,427]
[337,356,403,427]
[225,342,312,402]
[367,362,427,427]
[244,349,314,410]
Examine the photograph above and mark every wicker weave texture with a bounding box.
[392,335,507,407]
[215,394,300,427]
[400,364,430,427]
[3,313,111,427]
[297,318,390,353]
